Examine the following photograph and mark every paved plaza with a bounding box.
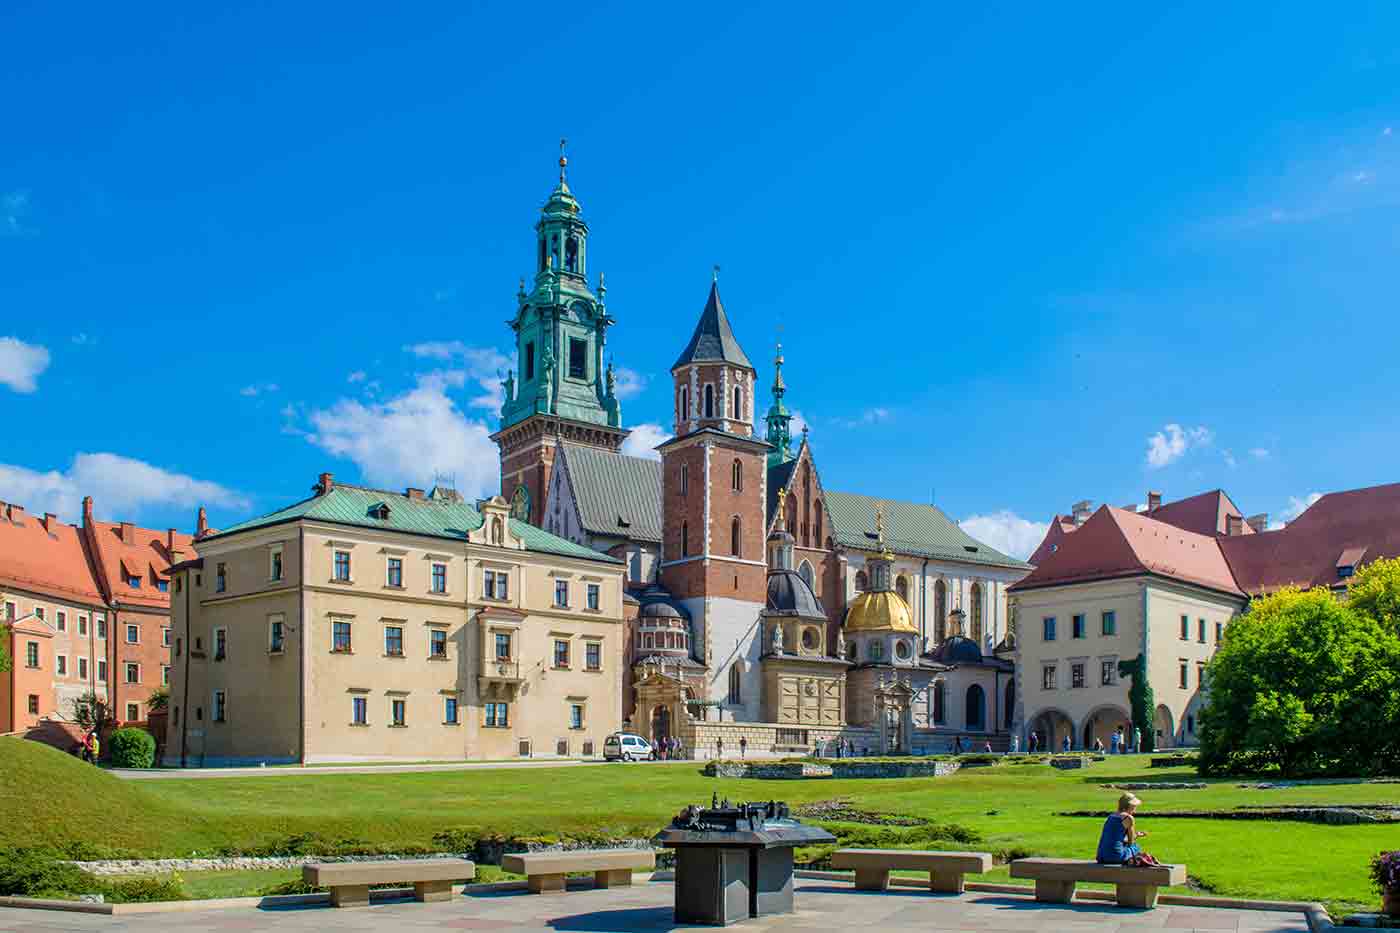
[0,879,1314,933]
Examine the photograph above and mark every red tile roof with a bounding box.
[1144,489,1253,537]
[0,508,105,606]
[1027,516,1078,566]
[85,518,192,611]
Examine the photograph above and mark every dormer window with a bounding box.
[368,502,391,520]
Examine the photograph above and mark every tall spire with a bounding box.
[764,338,794,466]
[558,137,568,188]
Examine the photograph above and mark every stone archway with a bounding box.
[1081,705,1132,751]
[1154,704,1175,749]
[965,685,986,731]
[1029,708,1074,752]
[651,705,672,745]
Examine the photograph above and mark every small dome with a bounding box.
[931,635,984,665]
[845,590,917,634]
[640,600,682,620]
[766,570,825,619]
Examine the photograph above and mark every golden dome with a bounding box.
[844,589,917,634]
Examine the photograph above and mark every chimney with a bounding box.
[317,472,334,495]
[406,487,424,500]
[1070,500,1094,525]
[43,513,59,534]
[7,504,25,525]
[1226,514,1243,537]
[1147,490,1163,512]
[167,528,178,551]
[196,507,209,539]
[119,522,136,545]
[1246,513,1268,534]
[82,495,94,527]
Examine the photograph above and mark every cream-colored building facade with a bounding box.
[164,477,625,766]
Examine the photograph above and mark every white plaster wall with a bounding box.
[680,594,765,721]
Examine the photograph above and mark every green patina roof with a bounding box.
[560,444,663,544]
[824,491,1031,570]
[210,484,619,564]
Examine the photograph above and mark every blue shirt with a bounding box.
[1096,813,1133,864]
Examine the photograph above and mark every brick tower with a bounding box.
[492,145,627,526]
[658,273,770,718]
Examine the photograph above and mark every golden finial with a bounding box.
[776,487,787,529]
[875,502,885,546]
[712,264,720,283]
[558,137,568,184]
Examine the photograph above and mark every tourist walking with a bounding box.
[739,736,747,758]
[85,730,100,765]
[1028,731,1039,753]
[1132,726,1142,754]
[1010,733,1020,754]
[675,737,684,760]
[716,736,724,760]
[1062,733,1071,753]
[1095,793,1152,865]
[1111,728,1121,755]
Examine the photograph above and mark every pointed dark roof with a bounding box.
[672,282,754,370]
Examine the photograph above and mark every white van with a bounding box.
[603,732,655,762]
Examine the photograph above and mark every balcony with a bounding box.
[479,653,522,700]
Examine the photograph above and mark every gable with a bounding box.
[558,443,664,544]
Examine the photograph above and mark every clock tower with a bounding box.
[493,146,627,526]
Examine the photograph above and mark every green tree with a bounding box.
[1198,586,1400,776]
[0,622,10,674]
[146,687,170,712]
[69,692,114,733]
[1347,556,1400,636]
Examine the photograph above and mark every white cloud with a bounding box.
[0,453,248,524]
[305,374,499,496]
[2,191,31,237]
[960,510,1049,561]
[1272,491,1322,528]
[1386,127,1394,137]
[1145,423,1212,469]
[835,407,891,428]
[1250,447,1270,460]
[612,367,648,400]
[620,423,671,461]
[1223,449,1238,469]
[790,409,810,437]
[402,342,512,411]
[239,382,279,397]
[71,333,95,346]
[347,370,367,384]
[0,337,51,393]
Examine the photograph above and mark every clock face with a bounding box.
[510,485,531,522]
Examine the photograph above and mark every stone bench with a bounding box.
[829,848,993,894]
[501,849,656,894]
[1009,857,1186,908]
[304,858,476,908]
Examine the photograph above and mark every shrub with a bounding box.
[431,828,478,852]
[102,875,185,903]
[1372,851,1400,894]
[261,878,326,896]
[108,728,156,769]
[0,848,97,898]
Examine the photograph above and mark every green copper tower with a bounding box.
[764,341,794,466]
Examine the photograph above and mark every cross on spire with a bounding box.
[558,137,568,184]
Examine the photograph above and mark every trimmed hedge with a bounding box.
[108,728,156,769]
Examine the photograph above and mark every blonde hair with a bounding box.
[1118,793,1142,812]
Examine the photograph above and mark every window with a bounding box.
[1197,661,1206,687]
[214,628,226,661]
[78,657,88,679]
[896,576,909,602]
[727,664,742,704]
[1180,615,1189,640]
[430,629,447,658]
[553,638,571,668]
[679,462,688,497]
[569,703,584,730]
[799,560,815,588]
[270,546,283,581]
[162,665,170,686]
[385,626,404,657]
[855,570,868,592]
[554,579,569,607]
[1067,662,1085,688]
[495,632,511,660]
[34,607,43,620]
[156,579,168,592]
[27,695,39,715]
[1042,617,1057,641]
[485,702,509,728]
[1102,611,1117,636]
[444,696,459,724]
[868,640,884,661]
[127,572,141,589]
[391,699,406,726]
[431,562,447,593]
[96,618,106,639]
[56,611,66,632]
[332,620,352,653]
[933,681,946,723]
[126,624,139,644]
[333,550,352,582]
[1179,660,1189,689]
[25,642,39,668]
[1072,614,1085,639]
[586,583,600,611]
[57,655,67,676]
[568,338,586,380]
[704,384,714,418]
[213,690,226,722]
[162,627,171,647]
[216,562,227,592]
[98,660,108,682]
[1215,621,1224,643]
[484,570,508,600]
[970,583,984,643]
[125,662,140,684]
[1101,660,1115,686]
[352,696,367,725]
[731,458,742,491]
[681,521,689,557]
[586,642,601,671]
[731,517,742,557]
[1042,665,1057,690]
[1197,618,1207,643]
[525,341,535,381]
[77,615,87,636]
[386,558,403,588]
[734,385,743,420]
[3,601,13,620]
[126,703,140,722]
[269,618,285,653]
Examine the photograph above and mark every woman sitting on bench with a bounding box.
[1096,793,1148,864]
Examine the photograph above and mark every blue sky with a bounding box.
[2,2,1397,558]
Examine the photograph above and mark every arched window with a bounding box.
[786,493,797,534]
[564,236,578,273]
[855,570,868,592]
[731,458,742,492]
[1003,679,1015,729]
[970,582,984,644]
[681,521,690,557]
[731,517,742,557]
[733,385,742,420]
[491,517,504,545]
[681,385,690,422]
[814,500,822,547]
[680,463,688,496]
[704,384,714,418]
[727,664,742,705]
[934,580,947,642]
[965,684,986,730]
[933,681,946,724]
[798,560,814,588]
[895,576,909,602]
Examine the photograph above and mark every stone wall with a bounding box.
[679,720,879,759]
[706,759,963,780]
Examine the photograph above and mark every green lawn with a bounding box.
[4,737,1394,916]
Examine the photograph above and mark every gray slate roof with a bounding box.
[561,443,664,544]
[824,491,1031,570]
[672,282,754,370]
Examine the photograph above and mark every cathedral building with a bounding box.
[498,155,1033,757]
